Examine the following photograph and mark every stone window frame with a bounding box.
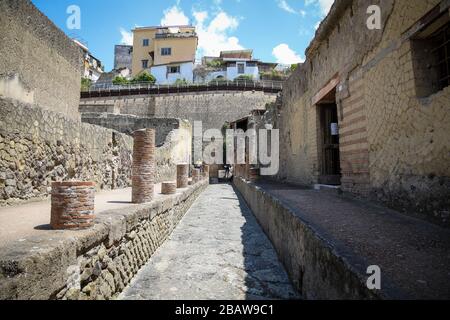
[142,60,149,69]
[143,39,150,47]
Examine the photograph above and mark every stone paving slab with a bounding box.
[119,184,299,300]
[251,179,450,299]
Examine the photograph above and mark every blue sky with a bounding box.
[32,0,334,71]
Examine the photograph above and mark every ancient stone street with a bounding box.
[119,184,299,300]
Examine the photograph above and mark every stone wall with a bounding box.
[0,98,189,205]
[0,0,83,121]
[276,0,450,226]
[234,178,382,300]
[80,113,185,146]
[79,91,277,131]
[0,180,208,300]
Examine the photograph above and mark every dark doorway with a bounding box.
[317,93,341,185]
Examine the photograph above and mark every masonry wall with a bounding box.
[278,0,450,226]
[79,91,277,131]
[0,0,83,121]
[0,98,187,205]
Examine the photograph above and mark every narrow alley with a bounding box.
[119,184,299,300]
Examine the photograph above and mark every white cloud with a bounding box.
[193,10,244,57]
[119,28,133,45]
[277,0,297,14]
[305,0,334,16]
[272,44,304,64]
[161,5,190,26]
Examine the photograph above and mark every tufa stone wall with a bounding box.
[276,0,450,226]
[79,91,277,131]
[0,180,208,300]
[0,98,190,205]
[80,113,185,147]
[0,0,83,121]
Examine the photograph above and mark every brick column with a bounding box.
[161,182,177,195]
[202,165,210,180]
[177,164,189,188]
[248,167,260,182]
[192,168,201,184]
[50,182,95,230]
[132,129,155,204]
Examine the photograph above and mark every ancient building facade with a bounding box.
[277,0,450,226]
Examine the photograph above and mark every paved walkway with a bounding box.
[119,184,299,300]
[254,180,450,299]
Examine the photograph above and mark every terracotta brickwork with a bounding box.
[50,182,95,230]
[339,70,370,196]
[176,164,189,188]
[161,182,177,195]
[202,165,210,180]
[192,169,201,184]
[132,129,155,204]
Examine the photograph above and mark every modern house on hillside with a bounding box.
[194,50,278,83]
[131,25,198,84]
[73,39,104,82]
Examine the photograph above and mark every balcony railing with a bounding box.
[155,32,197,39]
[81,79,284,98]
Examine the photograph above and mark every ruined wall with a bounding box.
[79,91,277,131]
[80,114,185,146]
[0,98,188,205]
[278,0,450,226]
[0,0,83,121]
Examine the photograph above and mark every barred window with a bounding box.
[411,11,450,97]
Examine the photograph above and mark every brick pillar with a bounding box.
[161,182,177,195]
[248,167,260,182]
[202,165,210,180]
[132,129,155,204]
[192,168,201,183]
[50,182,95,230]
[177,164,189,188]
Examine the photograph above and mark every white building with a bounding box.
[194,50,277,83]
[73,39,103,82]
[150,61,194,84]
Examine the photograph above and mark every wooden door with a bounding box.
[319,104,341,185]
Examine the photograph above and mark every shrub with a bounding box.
[81,77,92,91]
[131,71,156,84]
[174,78,189,85]
[112,76,130,85]
[234,75,254,81]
